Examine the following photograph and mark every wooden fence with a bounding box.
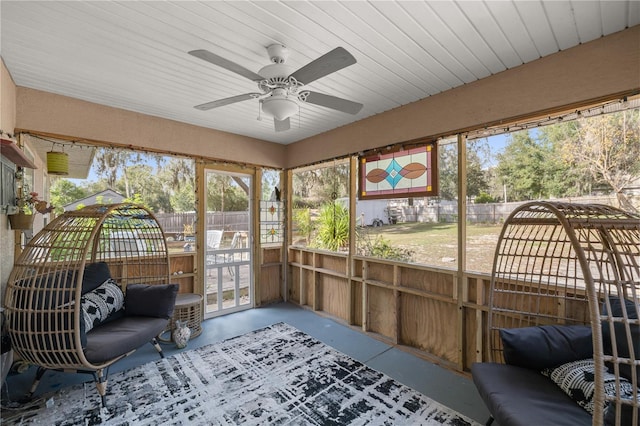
[155,211,249,236]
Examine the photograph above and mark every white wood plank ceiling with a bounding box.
[1,1,638,145]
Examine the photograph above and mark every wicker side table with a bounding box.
[160,293,203,343]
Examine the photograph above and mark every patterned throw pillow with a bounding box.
[81,278,124,332]
[542,358,637,415]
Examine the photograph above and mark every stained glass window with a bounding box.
[359,144,437,200]
[260,200,283,244]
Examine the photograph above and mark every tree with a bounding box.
[495,131,549,201]
[292,169,318,201]
[206,174,248,212]
[293,161,349,207]
[156,157,195,212]
[438,143,457,200]
[93,148,142,191]
[466,139,491,199]
[49,179,88,214]
[261,169,280,201]
[538,124,597,197]
[438,139,490,201]
[552,110,640,211]
[162,158,193,190]
[115,164,171,212]
[169,183,195,212]
[316,162,349,202]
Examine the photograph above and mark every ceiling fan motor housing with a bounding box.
[258,63,294,80]
[266,44,289,64]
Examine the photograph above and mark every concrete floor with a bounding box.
[1,302,491,424]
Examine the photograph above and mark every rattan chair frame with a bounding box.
[4,203,172,402]
[487,201,640,426]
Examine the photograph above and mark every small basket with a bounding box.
[8,211,34,230]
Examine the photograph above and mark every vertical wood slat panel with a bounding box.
[362,259,369,332]
[393,264,400,345]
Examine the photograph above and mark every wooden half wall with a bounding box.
[287,247,567,374]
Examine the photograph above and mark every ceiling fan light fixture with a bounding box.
[261,95,298,121]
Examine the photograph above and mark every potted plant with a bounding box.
[8,189,54,230]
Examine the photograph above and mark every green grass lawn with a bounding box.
[359,221,502,273]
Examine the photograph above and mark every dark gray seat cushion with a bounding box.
[84,316,168,364]
[472,362,592,426]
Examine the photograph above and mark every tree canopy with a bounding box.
[457,109,639,210]
[51,150,196,213]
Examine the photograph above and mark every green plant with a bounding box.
[313,202,349,251]
[474,191,495,204]
[15,188,53,214]
[357,231,414,262]
[293,207,313,244]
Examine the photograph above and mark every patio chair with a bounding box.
[226,232,243,276]
[206,230,224,276]
[4,204,178,407]
[472,201,640,426]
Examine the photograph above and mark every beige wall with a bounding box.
[286,25,640,168]
[15,88,287,169]
[1,60,17,305]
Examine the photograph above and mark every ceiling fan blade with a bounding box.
[274,117,291,132]
[289,47,356,85]
[302,91,363,115]
[189,49,264,82]
[194,93,260,111]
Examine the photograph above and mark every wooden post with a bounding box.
[253,168,261,307]
[348,156,357,324]
[362,259,368,332]
[195,160,206,297]
[282,169,290,303]
[476,277,486,362]
[312,252,318,310]
[456,134,467,371]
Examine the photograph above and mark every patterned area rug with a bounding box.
[3,323,479,425]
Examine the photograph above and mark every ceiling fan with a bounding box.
[189,44,363,132]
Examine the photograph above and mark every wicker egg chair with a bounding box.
[472,201,640,426]
[4,203,178,406]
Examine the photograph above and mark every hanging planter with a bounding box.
[8,211,34,230]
